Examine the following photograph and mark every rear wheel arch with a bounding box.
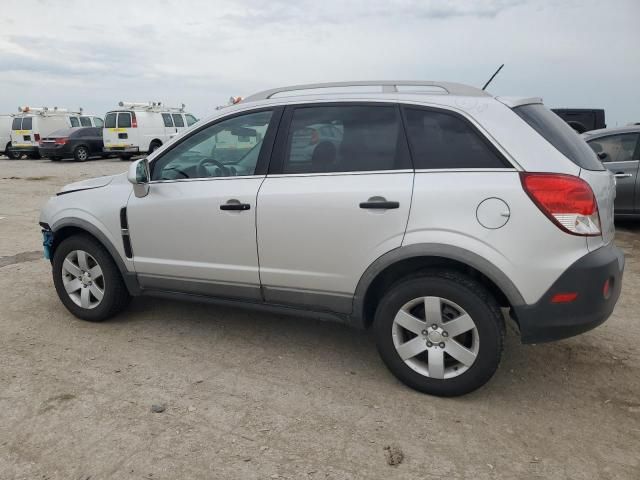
[352,244,524,329]
[149,139,162,152]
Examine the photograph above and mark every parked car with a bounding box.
[103,102,198,160]
[9,107,88,159]
[552,108,606,133]
[583,126,640,218]
[40,81,623,397]
[38,127,105,162]
[1,114,13,158]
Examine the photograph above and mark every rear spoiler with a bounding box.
[496,97,543,108]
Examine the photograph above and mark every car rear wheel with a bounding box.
[7,149,21,159]
[52,234,130,321]
[74,146,89,162]
[50,157,62,162]
[374,270,504,397]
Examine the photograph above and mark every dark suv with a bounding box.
[39,127,105,162]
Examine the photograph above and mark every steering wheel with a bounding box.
[197,157,227,177]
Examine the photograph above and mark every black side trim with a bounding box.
[138,274,262,301]
[119,207,133,258]
[262,286,353,314]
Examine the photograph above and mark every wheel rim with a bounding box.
[61,250,105,309]
[77,148,88,160]
[392,296,479,380]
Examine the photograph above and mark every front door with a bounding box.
[589,133,640,213]
[257,103,414,312]
[127,108,280,300]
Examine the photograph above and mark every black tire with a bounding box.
[149,141,161,153]
[50,156,62,162]
[373,270,504,397]
[52,234,130,322]
[7,149,21,159]
[120,155,133,161]
[27,152,41,159]
[74,145,89,162]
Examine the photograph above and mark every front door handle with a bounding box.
[220,199,250,211]
[614,173,633,178]
[359,196,400,209]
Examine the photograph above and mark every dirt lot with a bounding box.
[0,157,639,479]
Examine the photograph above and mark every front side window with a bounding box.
[94,117,104,127]
[151,110,273,181]
[117,112,132,128]
[282,105,406,174]
[79,116,92,127]
[70,117,80,127]
[172,114,185,127]
[588,134,639,163]
[104,113,116,128]
[185,114,198,126]
[162,113,174,127]
[11,118,21,130]
[404,108,508,169]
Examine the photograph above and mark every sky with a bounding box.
[0,0,638,126]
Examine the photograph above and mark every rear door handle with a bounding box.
[220,199,250,211]
[359,197,400,209]
[614,173,633,178]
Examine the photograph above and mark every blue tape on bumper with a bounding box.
[42,230,54,260]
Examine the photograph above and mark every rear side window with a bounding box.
[117,113,132,128]
[104,113,116,128]
[282,105,409,174]
[94,117,104,127]
[79,116,92,127]
[172,114,185,127]
[11,118,21,129]
[162,113,174,127]
[587,134,640,162]
[185,114,198,126]
[70,117,80,127]
[404,108,508,169]
[514,104,604,171]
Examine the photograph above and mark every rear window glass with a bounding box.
[117,113,132,128]
[162,113,173,127]
[172,114,185,127]
[404,108,508,169]
[104,113,116,128]
[79,116,92,127]
[11,118,21,129]
[514,104,604,171]
[22,117,32,129]
[70,117,80,127]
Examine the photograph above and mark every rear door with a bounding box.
[172,113,187,135]
[256,103,413,312]
[11,116,35,147]
[587,133,640,214]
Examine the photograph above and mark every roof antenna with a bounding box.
[482,64,504,91]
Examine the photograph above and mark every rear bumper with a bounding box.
[103,146,139,154]
[513,243,624,343]
[9,145,38,154]
[39,145,72,158]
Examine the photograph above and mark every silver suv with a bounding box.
[39,81,625,396]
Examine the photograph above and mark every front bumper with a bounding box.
[513,243,624,343]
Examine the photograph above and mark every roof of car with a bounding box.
[582,125,640,138]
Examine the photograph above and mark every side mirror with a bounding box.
[127,158,150,198]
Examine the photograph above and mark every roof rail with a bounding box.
[243,80,489,102]
[118,101,186,112]
[17,106,83,116]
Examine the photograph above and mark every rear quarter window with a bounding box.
[514,104,604,171]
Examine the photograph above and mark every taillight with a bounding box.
[34,133,41,141]
[55,138,68,145]
[131,112,137,128]
[520,172,601,236]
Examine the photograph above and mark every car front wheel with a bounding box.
[374,271,504,397]
[52,234,130,321]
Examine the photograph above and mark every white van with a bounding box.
[1,115,13,158]
[103,102,198,160]
[9,107,101,159]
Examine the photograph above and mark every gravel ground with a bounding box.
[1,157,639,479]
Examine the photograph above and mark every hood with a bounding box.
[59,174,115,194]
